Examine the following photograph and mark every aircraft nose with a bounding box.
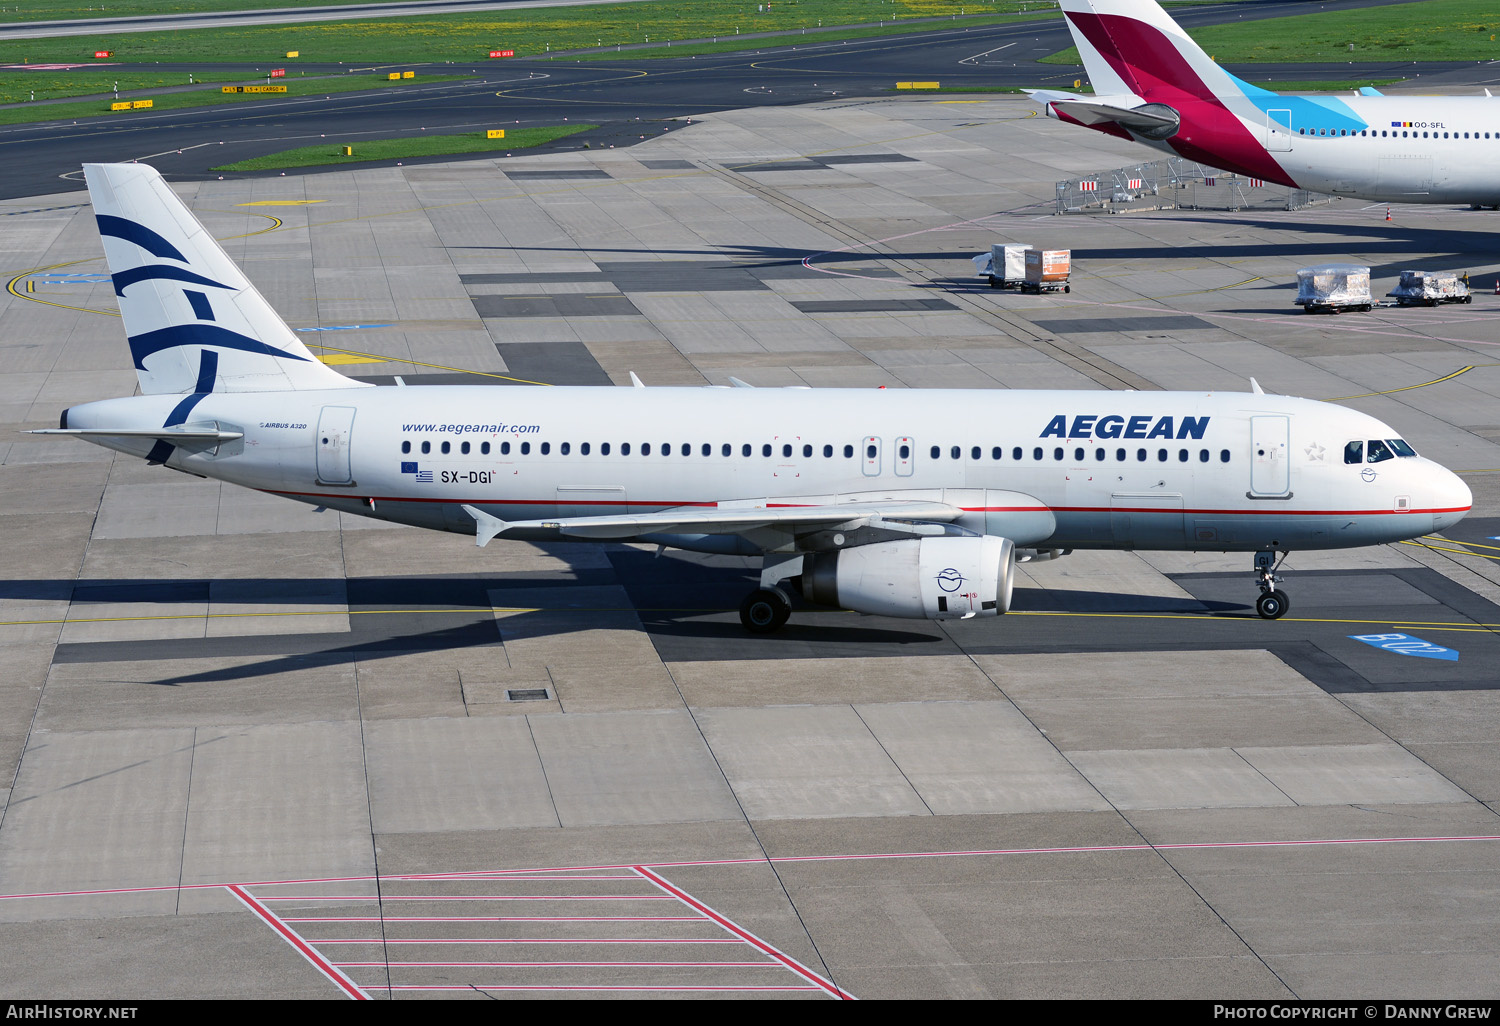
[1431,464,1472,532]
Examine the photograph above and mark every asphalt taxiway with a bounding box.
[2,85,1500,998]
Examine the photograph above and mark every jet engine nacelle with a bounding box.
[802,535,1015,620]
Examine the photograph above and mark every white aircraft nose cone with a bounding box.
[1431,466,1472,532]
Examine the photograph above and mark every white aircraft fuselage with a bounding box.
[63,385,1471,555]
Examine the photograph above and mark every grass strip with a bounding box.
[0,0,422,22]
[0,1,1038,64]
[211,124,595,170]
[0,72,472,126]
[0,70,246,103]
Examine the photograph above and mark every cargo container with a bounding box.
[1386,269,1472,307]
[1294,264,1371,313]
[1021,248,1070,294]
[976,242,1032,289]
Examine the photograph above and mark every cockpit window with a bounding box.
[1389,438,1418,457]
[1344,440,1363,465]
[1366,439,1395,463]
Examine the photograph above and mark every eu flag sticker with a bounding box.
[1349,633,1458,661]
[401,462,417,474]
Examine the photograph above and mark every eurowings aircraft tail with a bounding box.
[83,162,365,395]
[1030,0,1297,186]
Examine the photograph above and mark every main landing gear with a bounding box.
[740,586,792,633]
[1254,550,1289,620]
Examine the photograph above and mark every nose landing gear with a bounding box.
[1254,550,1289,619]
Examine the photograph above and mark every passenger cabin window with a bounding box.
[481,442,490,455]
[421,441,431,454]
[500,441,510,455]
[401,441,411,454]
[461,441,470,455]
[1344,440,1364,464]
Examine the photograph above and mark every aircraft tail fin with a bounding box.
[84,162,367,395]
[1058,0,1249,104]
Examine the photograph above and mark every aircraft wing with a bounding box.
[462,500,964,546]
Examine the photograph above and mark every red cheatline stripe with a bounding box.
[265,489,1469,519]
[633,866,852,1000]
[335,960,776,968]
[228,885,369,1001]
[283,915,708,923]
[312,937,746,945]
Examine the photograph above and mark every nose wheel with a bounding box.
[740,586,792,633]
[1254,550,1289,620]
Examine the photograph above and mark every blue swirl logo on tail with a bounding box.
[94,215,186,262]
[126,325,308,370]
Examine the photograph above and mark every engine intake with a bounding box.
[802,535,1015,620]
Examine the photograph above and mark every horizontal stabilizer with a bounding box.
[29,426,243,441]
[1046,98,1178,131]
